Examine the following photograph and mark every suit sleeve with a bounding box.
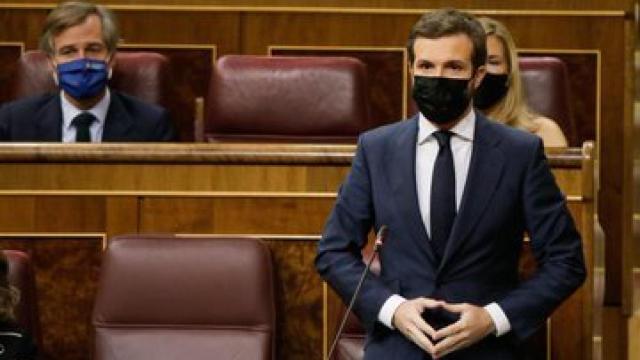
[498,138,586,341]
[315,135,395,332]
[152,108,176,141]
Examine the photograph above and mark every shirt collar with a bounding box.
[61,88,110,131]
[417,108,476,145]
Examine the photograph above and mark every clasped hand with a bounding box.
[391,298,495,359]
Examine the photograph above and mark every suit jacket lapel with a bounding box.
[439,114,505,272]
[36,95,63,141]
[386,116,438,267]
[102,92,134,141]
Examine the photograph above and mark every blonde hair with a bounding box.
[0,253,19,322]
[477,17,538,132]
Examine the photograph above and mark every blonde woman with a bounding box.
[475,17,568,147]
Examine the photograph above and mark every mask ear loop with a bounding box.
[468,68,480,95]
[51,59,60,86]
[469,67,480,82]
[105,54,114,80]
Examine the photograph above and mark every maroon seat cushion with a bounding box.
[10,50,170,107]
[205,55,372,143]
[3,250,40,343]
[335,336,365,360]
[334,312,365,360]
[519,56,576,146]
[92,235,275,360]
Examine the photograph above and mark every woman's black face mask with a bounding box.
[473,73,509,110]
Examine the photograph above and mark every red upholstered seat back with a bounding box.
[3,250,40,343]
[92,235,276,360]
[334,312,366,360]
[10,50,170,108]
[205,55,372,142]
[519,56,576,146]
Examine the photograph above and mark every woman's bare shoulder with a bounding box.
[531,116,568,147]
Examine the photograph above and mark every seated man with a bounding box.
[0,1,175,142]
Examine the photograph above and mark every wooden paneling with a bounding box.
[631,270,640,358]
[0,236,103,360]
[266,238,323,360]
[139,197,335,234]
[105,197,139,238]
[550,200,594,360]
[0,167,348,192]
[630,313,640,360]
[242,12,417,53]
[116,11,239,54]
[0,196,106,232]
[635,217,640,289]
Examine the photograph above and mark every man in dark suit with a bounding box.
[0,1,174,142]
[316,9,586,359]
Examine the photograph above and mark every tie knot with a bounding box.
[71,112,96,128]
[433,130,453,148]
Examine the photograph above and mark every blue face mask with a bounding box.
[56,58,109,99]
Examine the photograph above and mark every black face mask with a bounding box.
[474,73,509,110]
[412,75,473,124]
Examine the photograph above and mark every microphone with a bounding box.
[326,225,388,360]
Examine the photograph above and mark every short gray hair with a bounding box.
[39,1,119,56]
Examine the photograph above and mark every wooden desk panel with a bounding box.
[139,196,335,234]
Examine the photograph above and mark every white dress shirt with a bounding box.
[377,110,512,337]
[60,88,110,143]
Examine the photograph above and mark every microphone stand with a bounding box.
[326,226,387,360]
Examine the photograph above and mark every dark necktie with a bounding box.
[71,112,96,142]
[430,130,456,260]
